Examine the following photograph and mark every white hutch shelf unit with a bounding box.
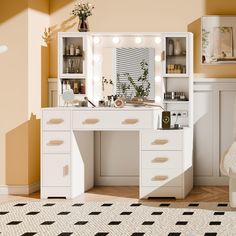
[58,32,93,106]
[41,32,194,199]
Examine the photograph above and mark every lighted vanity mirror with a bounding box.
[92,34,162,103]
[101,47,155,100]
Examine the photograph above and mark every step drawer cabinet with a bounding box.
[140,128,193,199]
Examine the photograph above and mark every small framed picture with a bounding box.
[201,15,236,64]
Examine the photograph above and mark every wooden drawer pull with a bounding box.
[63,165,69,176]
[122,118,139,125]
[47,118,64,125]
[47,140,64,146]
[82,118,100,124]
[151,175,168,181]
[152,157,168,163]
[152,139,168,145]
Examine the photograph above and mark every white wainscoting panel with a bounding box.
[194,78,236,185]
[95,131,139,186]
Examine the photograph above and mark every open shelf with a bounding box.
[63,54,83,58]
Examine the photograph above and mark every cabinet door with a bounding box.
[162,33,190,77]
[42,154,70,187]
[58,33,87,78]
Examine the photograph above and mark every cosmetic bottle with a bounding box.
[70,44,74,55]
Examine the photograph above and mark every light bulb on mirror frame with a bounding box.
[93,55,101,63]
[135,37,142,44]
[93,76,100,83]
[155,76,162,83]
[154,37,161,44]
[155,95,162,103]
[93,37,100,44]
[155,55,161,62]
[112,37,120,44]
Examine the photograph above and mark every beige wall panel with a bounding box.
[0,0,49,186]
[49,0,236,78]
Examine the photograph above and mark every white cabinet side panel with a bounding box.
[194,91,214,177]
[220,91,236,175]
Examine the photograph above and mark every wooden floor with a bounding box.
[0,186,229,204]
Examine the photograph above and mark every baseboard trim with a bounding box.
[194,176,229,186]
[0,182,40,195]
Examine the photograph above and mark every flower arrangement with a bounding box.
[71,0,94,19]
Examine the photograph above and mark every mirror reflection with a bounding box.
[101,48,155,100]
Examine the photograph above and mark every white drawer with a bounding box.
[141,151,182,169]
[42,131,70,154]
[72,110,154,130]
[141,168,183,187]
[43,111,71,131]
[141,130,183,150]
[42,154,70,187]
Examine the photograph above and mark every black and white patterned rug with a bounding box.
[0,200,235,236]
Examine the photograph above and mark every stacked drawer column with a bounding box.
[41,110,72,198]
[140,129,185,199]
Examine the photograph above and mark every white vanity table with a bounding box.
[41,107,192,199]
[41,32,194,199]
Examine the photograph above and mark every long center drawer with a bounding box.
[72,110,155,130]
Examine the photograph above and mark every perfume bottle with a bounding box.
[62,80,67,93]
[66,80,71,90]
[70,44,74,56]
[80,82,85,94]
[75,46,80,55]
[73,81,79,94]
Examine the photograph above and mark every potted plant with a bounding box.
[116,73,130,99]
[71,0,95,32]
[124,60,150,102]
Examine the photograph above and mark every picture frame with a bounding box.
[201,15,236,64]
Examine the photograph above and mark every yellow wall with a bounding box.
[0,1,28,185]
[49,0,236,78]
[0,0,49,186]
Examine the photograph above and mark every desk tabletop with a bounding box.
[42,106,162,111]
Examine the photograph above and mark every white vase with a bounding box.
[174,40,182,55]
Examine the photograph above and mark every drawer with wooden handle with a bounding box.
[141,130,183,150]
[141,151,182,169]
[42,131,70,154]
[42,154,70,187]
[72,110,155,130]
[141,168,183,187]
[42,110,71,131]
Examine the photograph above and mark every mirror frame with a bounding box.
[91,33,163,103]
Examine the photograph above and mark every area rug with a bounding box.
[0,200,235,236]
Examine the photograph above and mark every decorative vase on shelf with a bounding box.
[167,39,174,56]
[78,17,89,32]
[174,39,182,55]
